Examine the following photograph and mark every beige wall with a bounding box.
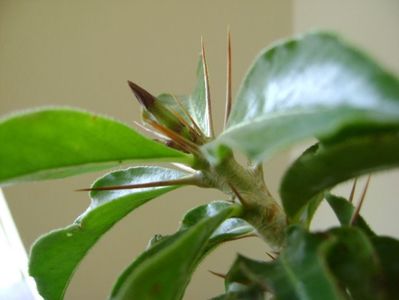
[0,1,292,299]
[293,0,399,237]
[2,1,398,299]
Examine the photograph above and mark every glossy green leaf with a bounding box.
[180,201,254,252]
[29,166,186,300]
[326,193,375,236]
[189,57,210,136]
[225,226,398,300]
[157,56,210,137]
[280,132,399,218]
[0,108,191,185]
[226,226,345,300]
[110,201,242,300]
[204,32,399,163]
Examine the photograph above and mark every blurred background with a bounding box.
[0,0,398,299]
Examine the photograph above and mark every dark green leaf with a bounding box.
[225,226,399,300]
[226,226,345,300]
[180,201,254,252]
[327,227,382,300]
[326,193,375,236]
[280,132,399,218]
[371,236,399,299]
[294,192,324,228]
[0,108,191,185]
[29,166,186,300]
[110,201,242,300]
[205,32,399,163]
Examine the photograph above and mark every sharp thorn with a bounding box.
[349,178,358,203]
[224,28,232,128]
[127,80,156,109]
[208,270,227,280]
[171,94,204,140]
[228,183,250,206]
[266,252,276,260]
[350,175,371,225]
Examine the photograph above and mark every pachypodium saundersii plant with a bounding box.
[1,31,399,300]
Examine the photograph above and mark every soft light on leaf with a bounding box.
[29,166,186,300]
[0,108,191,185]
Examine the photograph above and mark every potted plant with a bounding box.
[0,31,398,300]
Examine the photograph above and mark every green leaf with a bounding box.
[189,57,210,136]
[0,108,191,185]
[110,201,242,300]
[327,228,382,300]
[280,132,399,219]
[211,286,265,300]
[204,32,399,163]
[180,201,254,252]
[29,166,186,300]
[371,236,399,299]
[294,192,325,228]
[225,226,399,300]
[280,133,399,218]
[326,193,375,236]
[157,56,210,137]
[226,226,345,300]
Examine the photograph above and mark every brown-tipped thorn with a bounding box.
[208,270,227,280]
[228,183,250,206]
[133,121,168,140]
[349,178,358,203]
[224,28,232,128]
[148,120,201,155]
[171,94,204,140]
[350,175,371,225]
[166,103,203,143]
[266,251,276,260]
[76,176,203,192]
[127,80,156,109]
[201,37,215,138]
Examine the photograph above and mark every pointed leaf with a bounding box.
[204,32,399,163]
[280,132,399,219]
[225,226,398,300]
[326,193,375,236]
[226,226,345,300]
[110,201,242,300]
[190,56,211,136]
[29,166,186,300]
[180,201,254,252]
[156,57,210,137]
[0,108,191,185]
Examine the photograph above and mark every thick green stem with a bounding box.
[202,154,287,250]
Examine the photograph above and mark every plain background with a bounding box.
[1,1,398,299]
